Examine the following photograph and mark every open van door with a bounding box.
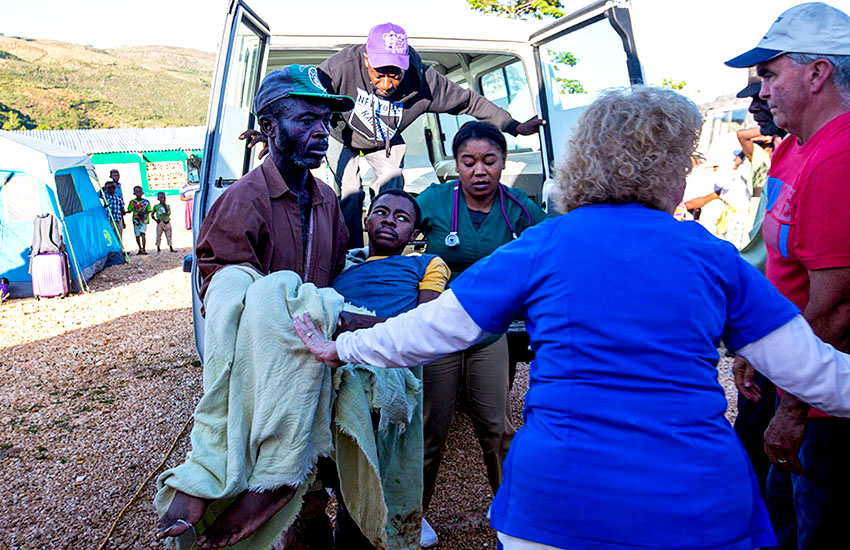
[191,0,270,360]
[530,0,643,212]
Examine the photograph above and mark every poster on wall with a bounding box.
[146,161,187,191]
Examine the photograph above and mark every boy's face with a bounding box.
[134,187,143,199]
[157,193,166,204]
[105,184,116,195]
[365,194,417,255]
[110,170,120,182]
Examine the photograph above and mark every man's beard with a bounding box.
[275,134,326,169]
[759,120,786,138]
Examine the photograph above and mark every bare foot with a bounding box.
[196,485,297,548]
[157,490,208,539]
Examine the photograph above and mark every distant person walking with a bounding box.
[127,186,151,255]
[152,192,175,253]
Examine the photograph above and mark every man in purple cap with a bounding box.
[319,22,546,248]
[726,3,850,548]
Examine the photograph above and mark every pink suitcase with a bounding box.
[31,252,69,298]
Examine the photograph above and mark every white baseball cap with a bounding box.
[725,2,850,67]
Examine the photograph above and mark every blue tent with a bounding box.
[0,131,123,297]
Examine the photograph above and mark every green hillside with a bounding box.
[0,36,214,130]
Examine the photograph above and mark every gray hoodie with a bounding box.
[318,44,520,155]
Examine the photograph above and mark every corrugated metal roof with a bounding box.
[12,126,206,155]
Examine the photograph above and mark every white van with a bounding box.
[189,0,644,358]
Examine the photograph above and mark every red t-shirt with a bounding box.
[764,110,850,418]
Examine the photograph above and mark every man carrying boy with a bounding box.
[152,191,175,253]
[127,186,151,255]
[157,65,353,549]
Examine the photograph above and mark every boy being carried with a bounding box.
[157,188,448,550]
[127,186,152,255]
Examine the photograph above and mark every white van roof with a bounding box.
[245,1,537,46]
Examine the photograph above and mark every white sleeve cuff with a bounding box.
[336,290,487,368]
[737,315,850,417]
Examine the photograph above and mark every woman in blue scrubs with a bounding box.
[294,87,850,550]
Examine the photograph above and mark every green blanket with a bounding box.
[154,266,422,549]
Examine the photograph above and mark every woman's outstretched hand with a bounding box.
[293,313,345,367]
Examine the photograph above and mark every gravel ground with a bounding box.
[0,224,741,549]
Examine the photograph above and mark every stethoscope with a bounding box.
[445,181,533,248]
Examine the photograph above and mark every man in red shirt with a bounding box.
[726,3,850,548]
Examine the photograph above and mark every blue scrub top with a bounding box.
[450,203,798,550]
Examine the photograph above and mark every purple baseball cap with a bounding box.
[366,22,410,70]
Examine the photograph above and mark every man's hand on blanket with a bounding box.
[294,312,345,367]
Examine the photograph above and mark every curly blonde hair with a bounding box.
[555,86,702,213]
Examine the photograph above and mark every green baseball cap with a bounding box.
[253,64,355,114]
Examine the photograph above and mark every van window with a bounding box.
[479,61,536,151]
[537,19,633,161]
[437,81,473,157]
[215,20,265,183]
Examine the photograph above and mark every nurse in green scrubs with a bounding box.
[415,121,547,533]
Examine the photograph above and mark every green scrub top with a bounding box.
[416,181,548,281]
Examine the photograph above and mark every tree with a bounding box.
[660,78,687,91]
[467,0,585,94]
[550,50,586,95]
[1,111,23,131]
[466,0,566,19]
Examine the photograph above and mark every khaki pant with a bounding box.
[422,335,513,510]
[155,221,173,248]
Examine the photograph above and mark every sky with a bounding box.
[3,0,850,104]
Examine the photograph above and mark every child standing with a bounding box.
[127,186,151,255]
[152,192,175,253]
